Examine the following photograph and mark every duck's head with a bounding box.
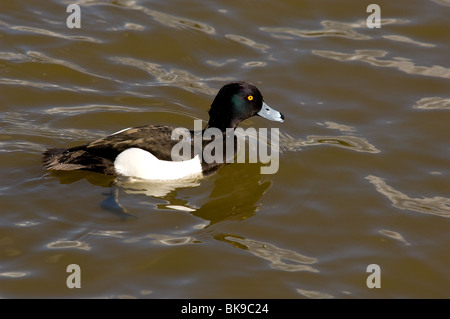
[206,81,284,131]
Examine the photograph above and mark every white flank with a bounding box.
[114,148,203,180]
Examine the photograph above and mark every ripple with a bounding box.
[383,35,435,48]
[0,21,101,43]
[412,97,450,110]
[90,230,126,238]
[432,0,450,6]
[366,175,450,218]
[261,19,406,41]
[0,110,104,145]
[43,104,141,116]
[158,236,195,246]
[313,49,450,79]
[124,234,198,246]
[47,240,91,251]
[129,5,215,35]
[0,52,28,61]
[13,220,40,227]
[317,121,356,133]
[26,51,117,82]
[242,61,267,68]
[261,20,370,40]
[124,22,145,31]
[225,34,270,52]
[296,287,334,299]
[0,140,44,154]
[109,56,221,95]
[91,229,199,245]
[262,16,410,42]
[0,77,99,93]
[26,51,87,73]
[77,0,215,34]
[205,59,237,67]
[0,50,119,88]
[147,11,215,35]
[0,271,29,278]
[223,235,318,272]
[280,132,380,154]
[379,229,410,246]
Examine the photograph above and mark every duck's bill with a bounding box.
[257,102,284,122]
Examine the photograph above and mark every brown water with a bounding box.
[1,0,449,298]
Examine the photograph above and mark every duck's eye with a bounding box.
[247,95,254,101]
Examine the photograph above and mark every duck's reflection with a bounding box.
[108,163,272,226]
[48,161,272,225]
[193,166,271,225]
[115,175,201,198]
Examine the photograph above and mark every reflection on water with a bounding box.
[103,163,272,226]
[191,168,271,226]
[116,175,202,198]
[217,234,318,273]
[366,175,450,218]
[47,170,114,186]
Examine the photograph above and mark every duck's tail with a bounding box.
[42,148,86,171]
[42,146,116,175]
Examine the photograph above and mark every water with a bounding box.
[1,0,449,298]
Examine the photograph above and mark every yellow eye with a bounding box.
[247,95,253,101]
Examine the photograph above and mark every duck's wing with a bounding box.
[43,125,186,174]
[86,125,179,161]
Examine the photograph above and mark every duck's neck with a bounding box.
[206,112,242,132]
[205,120,236,132]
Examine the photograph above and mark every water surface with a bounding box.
[1,0,449,298]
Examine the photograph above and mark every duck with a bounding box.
[42,81,284,180]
